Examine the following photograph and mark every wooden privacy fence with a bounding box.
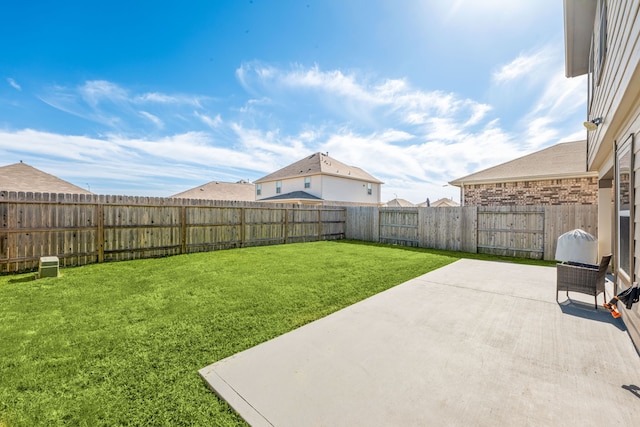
[0,191,598,273]
[345,205,598,260]
[0,192,346,273]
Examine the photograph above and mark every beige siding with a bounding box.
[321,175,381,204]
[588,1,640,171]
[586,1,640,352]
[256,175,322,200]
[256,174,380,204]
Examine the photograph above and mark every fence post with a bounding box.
[180,206,187,254]
[97,203,104,263]
[542,209,547,259]
[284,208,289,244]
[240,207,246,247]
[378,208,382,243]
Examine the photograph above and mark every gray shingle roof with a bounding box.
[260,191,322,201]
[448,140,595,185]
[0,162,93,194]
[254,152,383,184]
[171,180,255,201]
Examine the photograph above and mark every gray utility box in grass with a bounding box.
[39,256,59,278]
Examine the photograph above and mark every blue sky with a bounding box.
[0,0,586,203]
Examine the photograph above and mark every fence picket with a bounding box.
[0,191,598,273]
[0,192,348,272]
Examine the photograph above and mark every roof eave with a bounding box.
[256,172,383,185]
[322,172,384,184]
[564,0,597,78]
[449,171,599,187]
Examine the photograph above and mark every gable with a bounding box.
[255,152,383,184]
[449,141,597,185]
[171,180,255,201]
[0,162,93,194]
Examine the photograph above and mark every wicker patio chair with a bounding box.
[556,254,611,309]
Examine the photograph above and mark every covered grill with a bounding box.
[555,228,598,265]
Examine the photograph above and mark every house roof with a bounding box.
[0,162,93,194]
[260,191,322,201]
[384,198,415,207]
[254,152,383,184]
[448,140,597,186]
[563,0,597,77]
[417,198,460,207]
[171,180,255,201]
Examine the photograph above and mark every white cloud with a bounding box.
[133,92,206,107]
[195,111,223,128]
[7,78,21,91]
[230,123,307,167]
[140,111,164,128]
[493,49,552,83]
[0,128,268,195]
[38,80,216,134]
[6,59,586,202]
[0,128,127,162]
[520,68,587,150]
[79,80,129,106]
[236,62,491,132]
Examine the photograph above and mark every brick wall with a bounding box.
[463,177,598,206]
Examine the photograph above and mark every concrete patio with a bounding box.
[199,259,640,426]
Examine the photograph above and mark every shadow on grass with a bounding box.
[557,299,627,331]
[7,275,36,284]
[334,239,556,267]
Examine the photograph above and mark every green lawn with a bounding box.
[0,241,551,426]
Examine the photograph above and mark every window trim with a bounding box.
[588,38,595,112]
[595,0,608,87]
[615,134,634,288]
[367,183,372,195]
[304,177,311,189]
[276,180,282,194]
[256,183,262,196]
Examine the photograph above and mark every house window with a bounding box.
[256,183,262,196]
[367,183,372,195]
[276,181,282,194]
[595,0,608,85]
[616,135,633,285]
[304,177,311,189]
[588,43,595,111]
[588,0,608,111]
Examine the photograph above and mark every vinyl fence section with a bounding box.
[0,192,346,273]
[345,205,598,260]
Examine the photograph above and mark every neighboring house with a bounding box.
[0,161,93,195]
[384,198,415,207]
[417,198,460,208]
[254,152,383,205]
[564,0,640,348]
[171,179,255,201]
[448,140,598,206]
